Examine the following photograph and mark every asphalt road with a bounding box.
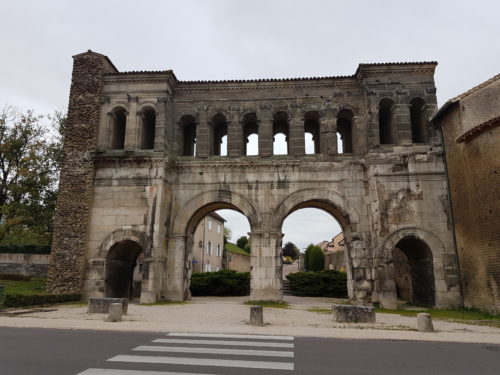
[0,327,499,375]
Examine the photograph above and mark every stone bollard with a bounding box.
[417,313,434,332]
[249,306,264,326]
[106,303,123,322]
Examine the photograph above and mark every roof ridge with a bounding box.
[449,73,500,102]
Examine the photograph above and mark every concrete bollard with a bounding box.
[106,303,123,322]
[417,313,434,332]
[250,306,264,326]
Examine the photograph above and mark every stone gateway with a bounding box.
[48,51,461,309]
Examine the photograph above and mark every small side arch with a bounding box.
[381,227,445,260]
[96,228,152,259]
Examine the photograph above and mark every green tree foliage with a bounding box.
[282,241,299,260]
[308,245,325,271]
[304,244,313,271]
[236,235,250,253]
[0,107,64,245]
[223,225,232,244]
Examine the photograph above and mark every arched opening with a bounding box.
[379,98,396,145]
[140,107,156,150]
[393,236,435,307]
[337,109,353,153]
[273,111,289,155]
[410,97,427,143]
[105,240,143,299]
[110,107,127,149]
[282,205,345,275]
[243,113,259,156]
[304,111,320,154]
[212,113,228,156]
[180,115,196,156]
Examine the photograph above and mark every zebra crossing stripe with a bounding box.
[77,369,215,375]
[166,333,294,341]
[153,338,293,348]
[108,354,294,370]
[134,345,294,357]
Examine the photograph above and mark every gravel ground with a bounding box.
[1,295,499,344]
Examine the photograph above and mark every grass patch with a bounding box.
[308,307,331,314]
[0,279,46,295]
[376,307,500,326]
[140,301,189,306]
[224,242,250,256]
[244,300,289,309]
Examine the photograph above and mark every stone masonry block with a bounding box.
[332,304,375,323]
[88,297,128,314]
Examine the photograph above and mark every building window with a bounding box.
[208,219,212,231]
[207,241,212,255]
[217,224,221,234]
[199,241,203,248]
[217,244,221,256]
[216,266,220,271]
[139,107,156,149]
[205,262,211,272]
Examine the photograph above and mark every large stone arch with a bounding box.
[270,187,365,303]
[270,187,360,233]
[166,189,261,301]
[171,189,262,235]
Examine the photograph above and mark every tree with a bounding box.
[236,235,250,253]
[223,225,232,244]
[0,107,64,244]
[282,241,299,260]
[307,245,325,271]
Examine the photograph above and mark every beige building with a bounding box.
[192,213,225,273]
[432,74,500,313]
[320,233,346,271]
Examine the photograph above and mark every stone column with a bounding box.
[258,109,273,156]
[423,104,439,145]
[249,230,283,301]
[320,112,337,156]
[124,99,138,150]
[154,99,167,151]
[165,235,188,301]
[139,256,164,304]
[289,117,305,156]
[228,112,243,157]
[196,111,210,157]
[393,103,412,145]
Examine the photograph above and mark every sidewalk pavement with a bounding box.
[0,295,499,345]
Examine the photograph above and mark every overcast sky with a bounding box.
[1,0,498,250]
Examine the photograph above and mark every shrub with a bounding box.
[190,270,250,296]
[3,293,80,308]
[0,245,51,254]
[0,273,32,281]
[286,270,347,298]
[308,245,325,271]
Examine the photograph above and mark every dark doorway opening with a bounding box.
[105,240,143,299]
[393,236,435,307]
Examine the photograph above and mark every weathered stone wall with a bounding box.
[0,253,49,278]
[47,51,118,293]
[435,75,500,313]
[49,52,461,309]
[325,250,345,271]
[224,250,250,272]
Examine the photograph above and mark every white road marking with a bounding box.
[77,369,215,375]
[166,333,294,341]
[108,354,294,370]
[134,345,294,357]
[153,338,294,348]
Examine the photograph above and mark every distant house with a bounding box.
[192,213,225,273]
[222,243,250,272]
[318,233,346,271]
